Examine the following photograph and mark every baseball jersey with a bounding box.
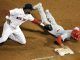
[48,24,64,37]
[48,24,72,41]
[6,8,34,28]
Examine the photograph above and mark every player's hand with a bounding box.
[60,43,64,47]
[63,46,68,49]
[61,44,68,49]
[40,23,45,26]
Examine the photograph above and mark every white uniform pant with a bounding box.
[0,21,26,44]
[34,3,50,24]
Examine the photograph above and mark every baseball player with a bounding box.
[34,3,80,47]
[0,3,48,45]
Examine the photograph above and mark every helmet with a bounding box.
[71,29,80,41]
[23,3,34,10]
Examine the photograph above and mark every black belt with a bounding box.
[6,19,11,25]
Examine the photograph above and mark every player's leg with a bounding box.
[0,21,13,43]
[9,34,19,42]
[33,3,50,24]
[9,27,26,44]
[45,10,57,25]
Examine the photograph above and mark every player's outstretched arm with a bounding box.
[31,18,53,31]
[56,35,65,47]
[31,18,45,26]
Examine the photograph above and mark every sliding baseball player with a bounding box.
[34,3,80,47]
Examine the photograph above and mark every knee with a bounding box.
[21,40,26,45]
[0,38,7,43]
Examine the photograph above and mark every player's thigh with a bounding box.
[1,22,13,40]
[14,27,26,44]
[9,34,17,41]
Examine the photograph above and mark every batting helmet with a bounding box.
[23,3,34,10]
[71,29,80,41]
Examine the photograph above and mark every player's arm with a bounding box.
[5,11,11,24]
[31,18,44,26]
[27,14,53,31]
[25,14,44,26]
[31,19,53,32]
[56,35,64,47]
[31,19,53,31]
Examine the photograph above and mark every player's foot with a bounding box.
[33,3,42,10]
[45,9,49,13]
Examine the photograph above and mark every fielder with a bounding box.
[34,3,80,47]
[0,3,50,45]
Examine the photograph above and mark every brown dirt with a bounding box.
[0,0,80,60]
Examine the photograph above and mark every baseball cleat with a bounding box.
[33,3,42,10]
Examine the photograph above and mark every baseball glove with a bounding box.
[43,24,53,31]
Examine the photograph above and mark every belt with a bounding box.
[6,19,11,25]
